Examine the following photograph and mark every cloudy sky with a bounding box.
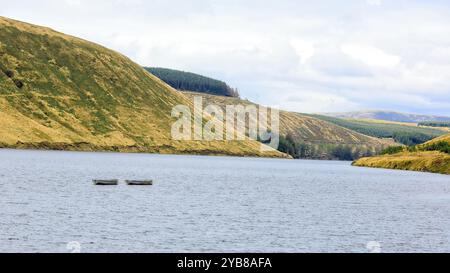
[2,0,450,115]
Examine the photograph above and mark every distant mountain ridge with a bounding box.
[308,114,446,146]
[325,111,450,123]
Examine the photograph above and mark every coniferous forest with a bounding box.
[145,67,240,97]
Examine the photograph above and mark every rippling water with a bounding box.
[1,149,449,253]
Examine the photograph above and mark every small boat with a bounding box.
[125,180,153,186]
[93,179,119,186]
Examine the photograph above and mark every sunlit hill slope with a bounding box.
[184,92,396,160]
[353,134,450,175]
[0,17,286,158]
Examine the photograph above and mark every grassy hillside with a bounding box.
[353,119,449,132]
[0,17,286,158]
[421,134,450,146]
[145,67,239,97]
[353,134,450,175]
[184,92,396,160]
[308,114,446,146]
[353,151,449,175]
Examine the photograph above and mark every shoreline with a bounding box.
[353,151,450,175]
[0,141,292,159]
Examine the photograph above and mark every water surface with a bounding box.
[1,149,449,252]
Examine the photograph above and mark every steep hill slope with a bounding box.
[184,92,396,160]
[353,134,450,175]
[0,17,286,158]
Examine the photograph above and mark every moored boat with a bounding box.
[93,179,119,186]
[125,180,153,186]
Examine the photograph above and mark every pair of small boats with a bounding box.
[92,179,153,186]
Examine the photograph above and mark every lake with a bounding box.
[0,149,449,253]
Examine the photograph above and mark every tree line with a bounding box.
[418,121,450,128]
[278,134,380,161]
[145,67,240,98]
[380,141,450,155]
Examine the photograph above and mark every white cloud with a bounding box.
[290,38,316,64]
[2,0,450,115]
[341,44,400,68]
[366,0,382,6]
[64,0,81,7]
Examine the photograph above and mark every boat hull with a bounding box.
[93,180,119,186]
[125,180,153,186]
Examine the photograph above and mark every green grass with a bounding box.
[0,16,287,158]
[354,134,450,174]
[353,151,450,175]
